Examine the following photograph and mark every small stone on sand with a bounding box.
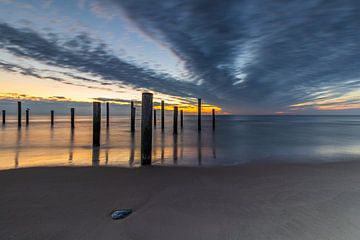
[111,209,132,220]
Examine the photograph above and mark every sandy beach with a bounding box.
[1,162,360,240]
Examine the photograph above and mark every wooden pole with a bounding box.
[198,98,201,131]
[180,109,183,129]
[154,109,157,127]
[161,100,164,131]
[131,101,135,133]
[212,108,215,130]
[71,108,75,129]
[26,108,29,126]
[173,106,178,135]
[2,110,5,124]
[132,107,136,132]
[17,101,21,128]
[50,110,54,126]
[106,102,109,128]
[141,93,153,165]
[93,102,101,147]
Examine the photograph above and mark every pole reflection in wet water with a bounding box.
[153,125,157,160]
[180,128,184,159]
[173,134,178,165]
[14,128,21,168]
[212,130,216,159]
[105,128,110,165]
[160,130,165,164]
[92,147,100,166]
[68,129,74,164]
[129,132,135,167]
[197,131,202,166]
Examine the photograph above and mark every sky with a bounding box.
[0,0,360,115]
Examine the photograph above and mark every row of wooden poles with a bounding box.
[1,103,77,128]
[2,93,216,165]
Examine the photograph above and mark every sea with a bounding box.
[0,115,360,170]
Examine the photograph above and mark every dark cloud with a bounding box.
[50,96,67,100]
[2,0,360,113]
[92,97,140,105]
[0,60,111,91]
[92,97,189,107]
[0,92,72,102]
[109,0,360,112]
[0,23,206,102]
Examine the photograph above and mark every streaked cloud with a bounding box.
[78,0,86,10]
[0,92,73,102]
[89,1,120,21]
[1,0,360,114]
[0,23,209,100]
[291,89,360,111]
[110,0,360,113]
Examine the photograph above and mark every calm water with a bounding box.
[0,115,360,170]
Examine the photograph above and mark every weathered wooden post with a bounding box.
[17,101,21,128]
[161,100,165,131]
[173,106,178,135]
[180,109,183,129]
[2,110,5,124]
[130,101,135,133]
[154,109,157,127]
[212,108,215,130]
[132,107,136,132]
[71,108,75,129]
[26,108,29,126]
[106,102,109,128]
[50,110,54,126]
[93,102,101,147]
[141,93,153,165]
[198,98,201,131]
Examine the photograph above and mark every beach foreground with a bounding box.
[1,163,360,240]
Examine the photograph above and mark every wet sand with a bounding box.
[1,162,360,239]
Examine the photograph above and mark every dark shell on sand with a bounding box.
[111,209,132,220]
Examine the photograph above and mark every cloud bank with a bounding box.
[1,0,360,113]
[0,23,204,97]
[111,0,360,112]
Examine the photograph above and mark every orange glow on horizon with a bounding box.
[291,89,360,111]
[0,92,223,113]
[0,70,223,112]
[316,104,360,110]
[154,104,222,114]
